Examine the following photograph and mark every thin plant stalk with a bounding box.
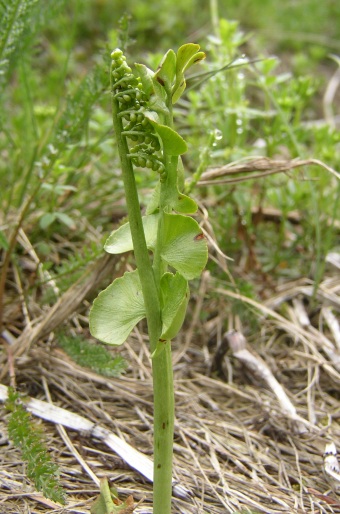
[91,46,207,513]
[110,68,174,514]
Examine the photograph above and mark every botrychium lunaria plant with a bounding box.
[89,44,208,514]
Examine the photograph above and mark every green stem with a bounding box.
[152,343,174,513]
[111,67,174,514]
[111,87,161,353]
[150,97,176,514]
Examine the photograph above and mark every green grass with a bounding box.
[1,0,339,324]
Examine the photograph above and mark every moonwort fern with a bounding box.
[89,45,208,514]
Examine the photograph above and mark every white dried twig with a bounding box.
[225,331,308,434]
[0,383,191,500]
[324,442,340,489]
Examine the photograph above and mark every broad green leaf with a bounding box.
[147,181,198,215]
[104,215,158,254]
[144,115,187,155]
[154,49,176,89]
[149,79,168,114]
[161,213,208,280]
[133,70,168,115]
[160,272,189,340]
[142,109,160,124]
[159,155,197,214]
[89,270,145,345]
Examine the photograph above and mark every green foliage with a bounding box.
[2,2,338,328]
[182,17,340,286]
[90,47,208,350]
[89,45,208,514]
[160,272,189,340]
[5,388,65,504]
[0,0,39,93]
[90,270,146,346]
[54,63,109,151]
[58,333,127,377]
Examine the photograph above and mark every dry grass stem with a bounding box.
[198,157,340,185]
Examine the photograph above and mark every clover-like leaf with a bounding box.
[104,215,158,254]
[89,270,145,345]
[160,213,208,280]
[160,272,189,340]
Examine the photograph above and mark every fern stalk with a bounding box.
[110,58,174,513]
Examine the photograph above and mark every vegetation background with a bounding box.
[1,0,340,512]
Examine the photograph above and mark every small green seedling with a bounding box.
[91,477,140,514]
[89,44,207,514]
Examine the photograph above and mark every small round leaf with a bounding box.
[89,270,146,345]
[160,213,208,280]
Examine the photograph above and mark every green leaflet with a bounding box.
[154,49,177,90]
[104,215,158,254]
[146,164,198,215]
[144,112,187,155]
[89,269,191,347]
[104,213,208,281]
[172,43,206,104]
[89,270,145,345]
[160,272,189,340]
[160,213,208,280]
